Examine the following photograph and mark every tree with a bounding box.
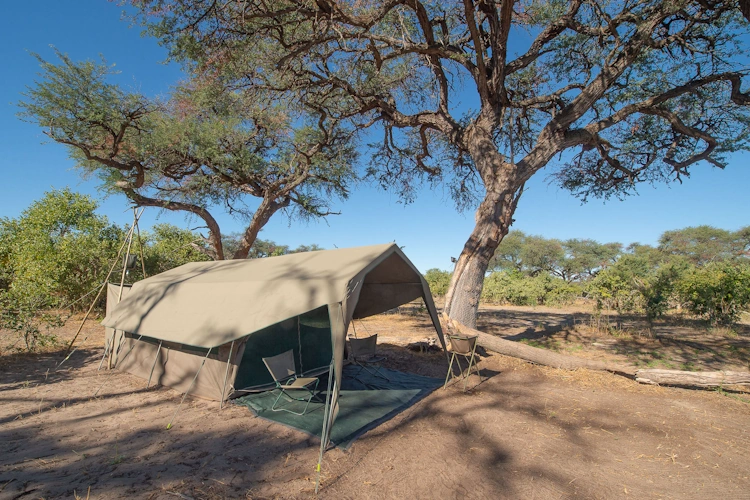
[659,225,749,265]
[492,231,620,281]
[130,1,750,327]
[559,239,621,282]
[19,51,356,260]
[0,189,122,349]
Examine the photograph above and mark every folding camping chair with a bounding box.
[262,350,321,415]
[444,334,483,391]
[349,334,389,381]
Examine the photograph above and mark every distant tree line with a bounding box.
[425,226,750,326]
[0,189,321,350]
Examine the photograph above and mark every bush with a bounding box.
[424,268,452,297]
[482,271,580,306]
[677,261,750,326]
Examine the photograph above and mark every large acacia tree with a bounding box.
[131,0,750,327]
[20,51,356,260]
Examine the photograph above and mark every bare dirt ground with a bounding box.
[1,308,749,499]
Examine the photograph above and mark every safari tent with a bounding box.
[101,244,447,439]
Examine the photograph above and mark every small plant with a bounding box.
[109,446,125,466]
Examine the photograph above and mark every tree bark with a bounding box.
[231,197,289,260]
[635,369,750,388]
[444,119,523,328]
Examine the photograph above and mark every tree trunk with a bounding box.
[444,119,523,328]
[231,197,289,260]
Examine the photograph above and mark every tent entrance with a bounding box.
[233,305,333,391]
[234,365,442,449]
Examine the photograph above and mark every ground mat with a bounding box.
[233,365,442,449]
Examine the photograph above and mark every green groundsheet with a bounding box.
[233,365,442,449]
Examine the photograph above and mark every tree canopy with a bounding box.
[19,50,356,260]
[128,0,750,327]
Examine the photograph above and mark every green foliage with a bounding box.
[0,188,122,309]
[491,231,620,282]
[0,189,122,350]
[659,225,750,265]
[677,261,750,326]
[587,255,651,314]
[481,271,580,307]
[424,269,452,297]
[142,224,212,276]
[19,50,356,260]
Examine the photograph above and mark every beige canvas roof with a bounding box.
[102,243,430,348]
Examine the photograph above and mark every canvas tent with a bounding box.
[102,243,447,442]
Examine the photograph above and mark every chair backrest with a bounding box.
[448,335,477,355]
[263,350,297,382]
[350,334,377,359]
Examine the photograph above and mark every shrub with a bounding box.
[424,268,452,297]
[677,261,750,326]
[481,271,580,306]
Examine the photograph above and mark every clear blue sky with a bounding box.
[1,1,748,272]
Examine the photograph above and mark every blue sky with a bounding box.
[1,1,748,272]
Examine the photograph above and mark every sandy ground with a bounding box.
[1,311,749,499]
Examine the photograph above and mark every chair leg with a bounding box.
[361,362,390,381]
[444,353,465,388]
[444,353,457,388]
[270,379,320,416]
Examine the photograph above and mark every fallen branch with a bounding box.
[441,313,636,377]
[440,314,750,390]
[635,369,750,388]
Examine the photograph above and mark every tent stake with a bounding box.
[220,341,235,409]
[93,335,143,397]
[315,359,335,494]
[167,347,213,430]
[147,340,163,388]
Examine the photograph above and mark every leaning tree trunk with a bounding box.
[444,122,524,328]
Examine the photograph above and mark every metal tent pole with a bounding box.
[315,359,335,494]
[166,347,213,430]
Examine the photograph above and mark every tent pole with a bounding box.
[167,347,213,430]
[97,335,112,371]
[134,207,147,279]
[315,359,335,494]
[111,331,126,365]
[93,334,143,397]
[220,340,235,410]
[147,340,163,388]
[59,218,138,365]
[110,209,140,369]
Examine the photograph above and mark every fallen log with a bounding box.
[440,314,750,389]
[440,313,636,377]
[635,369,750,388]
